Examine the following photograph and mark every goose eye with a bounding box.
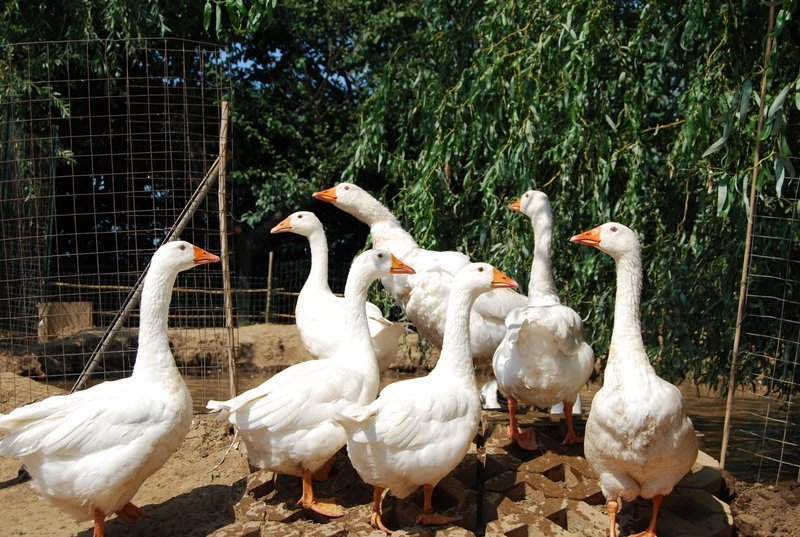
[178,244,186,251]
[297,214,303,220]
[478,266,485,272]
[610,226,618,232]
[343,185,350,191]
[377,252,385,259]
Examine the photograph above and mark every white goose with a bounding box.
[571,222,698,537]
[336,262,518,533]
[492,190,594,450]
[206,249,414,518]
[0,240,219,537]
[313,183,527,363]
[271,211,403,372]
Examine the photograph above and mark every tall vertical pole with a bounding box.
[218,101,237,398]
[720,4,776,469]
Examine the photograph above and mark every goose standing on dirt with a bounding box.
[0,240,220,537]
[336,262,518,533]
[313,183,527,363]
[571,222,697,537]
[206,249,414,518]
[492,190,594,450]
[271,211,403,372]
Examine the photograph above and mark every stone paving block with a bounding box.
[220,409,734,536]
[677,450,724,496]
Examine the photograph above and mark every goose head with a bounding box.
[152,240,220,273]
[570,222,640,261]
[270,211,323,238]
[509,189,551,221]
[354,248,416,280]
[455,262,518,294]
[312,182,365,206]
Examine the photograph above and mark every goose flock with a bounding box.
[0,186,699,537]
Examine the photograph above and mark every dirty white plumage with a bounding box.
[270,211,403,372]
[571,222,698,537]
[0,240,220,537]
[312,183,527,362]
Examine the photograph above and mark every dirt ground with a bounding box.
[0,323,798,536]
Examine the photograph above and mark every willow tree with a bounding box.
[343,0,799,391]
[210,0,799,391]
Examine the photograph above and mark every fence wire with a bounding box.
[726,160,800,484]
[0,39,235,412]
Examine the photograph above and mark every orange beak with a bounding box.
[570,225,602,247]
[312,186,337,203]
[491,267,518,289]
[389,254,415,275]
[270,215,293,234]
[193,246,220,265]
[508,199,521,212]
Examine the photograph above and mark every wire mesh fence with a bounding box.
[724,154,800,484]
[0,38,235,412]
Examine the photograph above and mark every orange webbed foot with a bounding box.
[511,426,539,451]
[114,502,148,522]
[561,429,584,446]
[301,496,346,518]
[371,511,393,534]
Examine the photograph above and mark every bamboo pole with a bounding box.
[217,101,237,399]
[70,158,222,393]
[719,3,776,469]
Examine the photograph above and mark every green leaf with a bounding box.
[738,80,752,122]
[203,1,212,31]
[775,158,785,198]
[604,114,617,132]
[716,184,728,217]
[795,77,800,110]
[767,84,791,120]
[702,122,731,158]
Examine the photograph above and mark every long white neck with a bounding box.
[133,265,178,375]
[607,247,648,372]
[338,266,380,377]
[527,212,559,305]
[344,194,418,249]
[430,285,478,385]
[303,228,333,294]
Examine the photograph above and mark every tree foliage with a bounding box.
[318,0,799,394]
[217,0,800,393]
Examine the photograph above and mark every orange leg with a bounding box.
[93,508,106,537]
[370,486,392,534]
[607,498,619,537]
[506,396,538,450]
[561,400,584,446]
[629,495,663,537]
[298,468,345,518]
[414,484,459,526]
[114,502,148,522]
